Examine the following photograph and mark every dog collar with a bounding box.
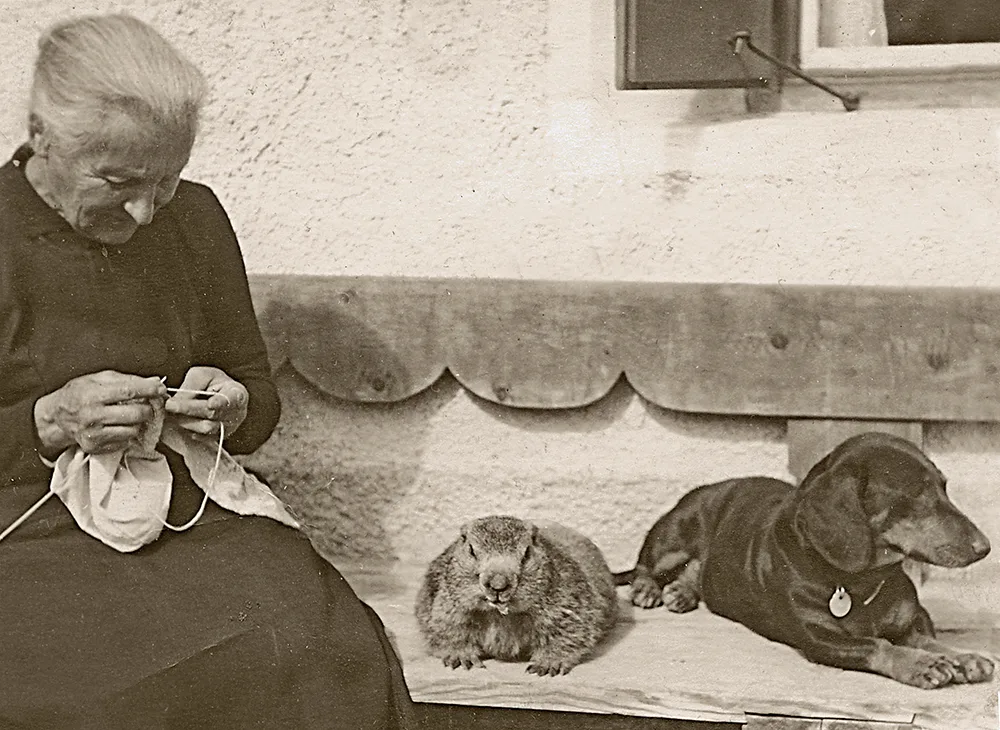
[829,579,887,618]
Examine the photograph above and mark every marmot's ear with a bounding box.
[794,466,874,572]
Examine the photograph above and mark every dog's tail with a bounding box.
[612,568,635,586]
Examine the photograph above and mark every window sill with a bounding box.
[794,0,1000,110]
[779,69,1000,112]
[801,43,1000,79]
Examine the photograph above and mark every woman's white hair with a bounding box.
[29,13,207,154]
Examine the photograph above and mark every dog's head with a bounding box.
[793,432,991,573]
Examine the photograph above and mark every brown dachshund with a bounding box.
[614,432,994,688]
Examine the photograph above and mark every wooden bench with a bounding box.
[246,275,1000,730]
[341,562,995,730]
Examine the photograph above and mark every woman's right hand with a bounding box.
[33,371,167,455]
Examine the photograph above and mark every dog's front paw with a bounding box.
[630,576,663,608]
[949,653,994,683]
[526,652,577,676]
[897,653,956,689]
[440,648,485,670]
[661,581,699,613]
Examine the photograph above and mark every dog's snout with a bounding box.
[971,531,991,560]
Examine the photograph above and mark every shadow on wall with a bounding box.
[928,421,1000,455]
[466,374,788,444]
[641,396,788,448]
[241,356,1000,578]
[465,374,634,435]
[241,365,449,565]
[679,88,769,123]
[242,370,794,566]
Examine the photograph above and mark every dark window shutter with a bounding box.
[617,0,782,89]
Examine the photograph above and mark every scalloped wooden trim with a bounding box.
[249,275,1000,420]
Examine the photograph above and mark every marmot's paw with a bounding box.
[630,576,663,608]
[895,653,955,689]
[948,653,994,684]
[526,661,572,676]
[526,654,577,676]
[661,581,699,613]
[441,649,485,670]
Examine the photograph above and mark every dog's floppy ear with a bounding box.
[794,460,874,573]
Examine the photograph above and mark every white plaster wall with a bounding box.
[7,0,1000,286]
[254,373,792,569]
[3,1,1000,589]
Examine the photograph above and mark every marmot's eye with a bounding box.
[467,543,476,559]
[522,545,533,562]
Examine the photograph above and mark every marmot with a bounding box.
[414,515,618,676]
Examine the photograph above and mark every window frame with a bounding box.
[798,0,1000,78]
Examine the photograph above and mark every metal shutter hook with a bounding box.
[730,31,861,112]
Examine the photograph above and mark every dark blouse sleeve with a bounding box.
[0,232,51,486]
[170,182,281,455]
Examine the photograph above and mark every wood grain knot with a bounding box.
[926,351,949,371]
[769,332,790,350]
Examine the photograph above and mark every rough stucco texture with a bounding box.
[7,0,1000,286]
[247,371,792,571]
[3,1,1000,585]
[242,371,1000,589]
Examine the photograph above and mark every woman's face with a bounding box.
[37,115,194,246]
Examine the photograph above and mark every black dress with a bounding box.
[0,146,414,729]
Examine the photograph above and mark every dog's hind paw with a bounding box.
[661,581,699,613]
[949,653,994,683]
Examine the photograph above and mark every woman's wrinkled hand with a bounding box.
[164,366,248,437]
[34,370,167,455]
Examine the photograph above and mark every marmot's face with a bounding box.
[459,517,537,615]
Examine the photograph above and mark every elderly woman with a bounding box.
[0,14,413,729]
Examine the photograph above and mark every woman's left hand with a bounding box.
[164,366,249,436]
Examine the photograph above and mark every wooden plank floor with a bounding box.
[343,563,1000,730]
